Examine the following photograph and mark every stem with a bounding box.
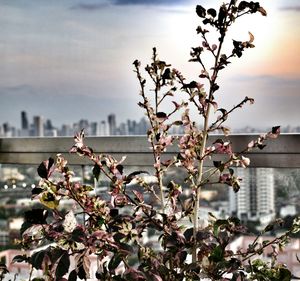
[28,265,34,281]
[192,28,227,262]
[192,109,210,262]
[135,62,166,210]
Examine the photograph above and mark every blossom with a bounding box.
[240,156,250,168]
[213,140,233,155]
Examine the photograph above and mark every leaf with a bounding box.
[40,192,59,209]
[207,8,216,17]
[24,209,48,224]
[72,228,86,243]
[77,264,87,280]
[125,170,149,183]
[213,161,224,172]
[32,187,44,196]
[116,164,124,175]
[278,268,292,281]
[156,112,167,119]
[132,190,144,203]
[272,125,280,134]
[55,251,70,279]
[63,211,77,233]
[209,245,224,262]
[31,250,47,270]
[0,263,9,274]
[173,120,183,126]
[213,219,228,237]
[238,1,249,11]
[12,255,29,263]
[258,6,267,16]
[37,158,55,179]
[68,270,77,281]
[196,5,206,18]
[92,164,101,181]
[108,254,123,272]
[248,31,254,43]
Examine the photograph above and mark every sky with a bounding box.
[0,0,299,130]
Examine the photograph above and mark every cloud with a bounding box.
[113,0,186,5]
[70,3,110,11]
[280,6,300,12]
[233,74,300,85]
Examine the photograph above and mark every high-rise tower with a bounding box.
[228,168,275,223]
[108,114,116,135]
[21,111,29,130]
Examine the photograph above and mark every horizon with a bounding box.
[0,0,299,129]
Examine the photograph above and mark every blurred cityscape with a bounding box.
[0,110,153,137]
[2,110,300,137]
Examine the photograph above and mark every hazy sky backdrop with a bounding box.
[0,0,299,130]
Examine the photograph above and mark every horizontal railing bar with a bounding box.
[0,134,300,168]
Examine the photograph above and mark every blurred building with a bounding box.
[229,168,275,224]
[32,116,44,137]
[108,114,116,135]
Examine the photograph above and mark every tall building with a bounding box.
[108,114,116,135]
[90,122,99,136]
[21,111,28,130]
[99,121,107,136]
[33,116,44,137]
[20,111,30,136]
[228,168,275,224]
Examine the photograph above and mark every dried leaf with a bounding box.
[248,31,254,43]
[258,6,267,16]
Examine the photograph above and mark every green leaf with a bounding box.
[213,219,228,237]
[278,268,291,281]
[40,192,59,209]
[209,245,224,263]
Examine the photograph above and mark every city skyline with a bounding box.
[0,110,152,137]
[2,109,300,138]
[0,0,299,130]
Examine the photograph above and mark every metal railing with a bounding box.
[0,134,300,168]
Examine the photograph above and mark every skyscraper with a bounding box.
[228,168,275,224]
[108,114,116,135]
[99,121,107,136]
[33,116,44,137]
[21,111,29,130]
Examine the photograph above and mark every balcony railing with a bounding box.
[0,134,300,168]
